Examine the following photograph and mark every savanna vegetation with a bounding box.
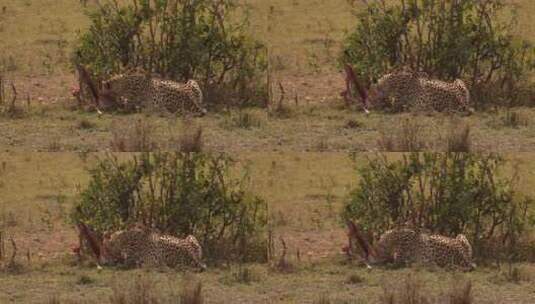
[2,153,535,303]
[3,0,535,151]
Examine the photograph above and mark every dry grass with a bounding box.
[223,109,266,129]
[380,275,473,304]
[176,125,204,152]
[76,118,97,130]
[445,120,471,152]
[378,118,427,151]
[110,118,158,152]
[109,275,180,304]
[179,280,204,304]
[0,233,26,275]
[502,110,530,128]
[448,280,473,304]
[380,275,431,304]
[0,76,27,119]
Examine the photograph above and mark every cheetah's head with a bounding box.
[99,73,149,107]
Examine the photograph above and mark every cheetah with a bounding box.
[99,72,207,115]
[76,223,206,271]
[341,65,473,114]
[368,69,472,113]
[345,221,475,271]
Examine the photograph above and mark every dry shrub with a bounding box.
[180,281,203,304]
[344,153,533,262]
[504,266,532,284]
[44,296,61,304]
[0,76,26,118]
[46,137,62,152]
[342,0,535,108]
[74,0,267,108]
[225,109,265,129]
[344,119,363,129]
[380,275,430,304]
[378,118,427,151]
[110,118,158,151]
[382,276,473,304]
[313,294,332,304]
[445,121,471,152]
[0,234,25,274]
[346,273,365,285]
[77,118,97,130]
[268,82,295,119]
[501,111,530,128]
[229,265,261,284]
[177,126,204,153]
[271,236,295,273]
[44,295,96,304]
[110,275,181,304]
[448,280,473,304]
[72,153,267,264]
[314,137,330,152]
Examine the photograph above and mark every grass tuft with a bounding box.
[378,118,426,151]
[180,280,204,304]
[380,275,430,304]
[76,274,94,285]
[346,273,365,285]
[177,126,204,152]
[344,119,363,129]
[446,120,471,152]
[448,280,473,304]
[501,110,530,128]
[224,109,265,129]
[76,118,96,130]
[110,118,158,152]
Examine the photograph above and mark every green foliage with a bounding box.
[342,153,534,260]
[341,0,535,107]
[71,152,268,263]
[74,0,267,107]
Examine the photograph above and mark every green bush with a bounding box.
[342,153,534,261]
[73,0,267,108]
[71,152,267,264]
[341,0,535,108]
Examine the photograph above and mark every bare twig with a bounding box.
[277,236,288,269]
[0,75,4,104]
[267,228,274,262]
[8,237,16,267]
[0,231,4,260]
[266,59,272,108]
[277,82,285,111]
[9,83,17,111]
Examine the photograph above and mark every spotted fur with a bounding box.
[347,221,475,271]
[100,226,206,271]
[100,72,207,115]
[369,69,471,113]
